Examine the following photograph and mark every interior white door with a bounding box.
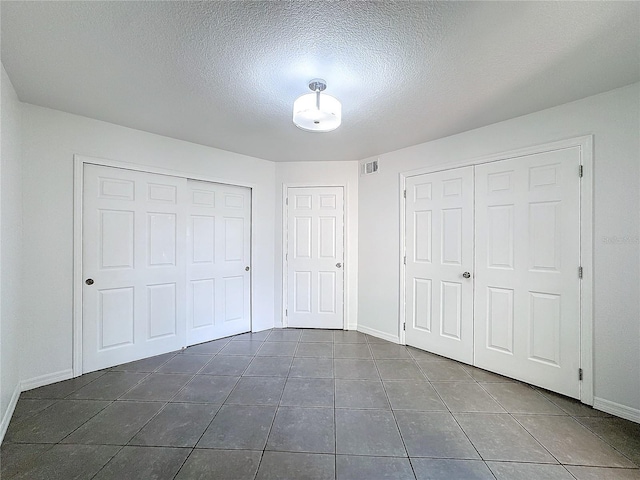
[474,148,581,398]
[83,164,187,373]
[287,187,344,329]
[405,167,475,364]
[186,180,251,345]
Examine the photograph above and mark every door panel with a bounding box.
[405,167,474,364]
[287,187,344,329]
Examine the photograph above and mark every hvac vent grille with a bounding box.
[361,159,379,176]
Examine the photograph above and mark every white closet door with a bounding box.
[287,187,344,329]
[186,180,251,345]
[83,164,187,373]
[474,148,581,398]
[405,167,475,364]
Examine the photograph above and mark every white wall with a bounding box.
[358,83,640,416]
[274,162,359,330]
[20,104,276,383]
[1,66,23,435]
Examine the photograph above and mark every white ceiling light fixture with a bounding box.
[293,79,342,132]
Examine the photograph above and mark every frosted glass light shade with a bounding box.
[293,92,342,132]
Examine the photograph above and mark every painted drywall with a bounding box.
[1,65,23,434]
[274,161,359,330]
[20,104,276,383]
[358,82,640,415]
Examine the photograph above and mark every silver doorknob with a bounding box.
[336,263,342,268]
[245,266,250,271]
[462,272,471,279]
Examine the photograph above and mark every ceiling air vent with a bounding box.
[361,159,379,176]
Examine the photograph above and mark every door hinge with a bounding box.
[578,266,583,279]
[403,255,406,265]
[285,309,288,317]
[286,197,288,205]
[579,165,583,178]
[579,368,583,381]
[403,323,406,331]
[403,189,406,199]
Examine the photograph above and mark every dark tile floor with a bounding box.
[2,329,639,479]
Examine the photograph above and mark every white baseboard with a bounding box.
[21,369,74,392]
[0,383,21,443]
[593,397,640,424]
[357,325,399,344]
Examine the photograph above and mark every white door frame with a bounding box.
[281,183,349,329]
[73,154,257,377]
[399,136,594,405]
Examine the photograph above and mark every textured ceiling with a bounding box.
[2,1,639,162]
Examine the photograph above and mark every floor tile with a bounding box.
[432,382,506,413]
[9,444,119,480]
[110,352,176,373]
[565,465,640,479]
[577,416,640,466]
[256,451,335,480]
[225,376,286,405]
[244,356,292,377]
[407,347,453,362]
[455,413,556,463]
[534,388,611,417]
[412,458,494,480]
[336,455,415,480]
[197,404,276,450]
[9,398,56,425]
[366,335,394,344]
[515,414,636,467]
[370,344,413,359]
[487,461,575,479]
[130,403,219,447]
[171,375,238,403]
[334,358,380,379]
[280,378,335,407]
[394,411,479,459]
[419,361,474,381]
[232,330,271,342]
[120,373,192,401]
[68,372,148,400]
[182,338,230,354]
[335,409,406,456]
[290,357,334,378]
[334,331,367,343]
[175,449,262,480]
[6,399,109,443]
[21,371,107,399]
[461,365,515,383]
[199,355,252,376]
[93,446,189,480]
[62,401,163,445]
[156,354,212,374]
[376,359,425,380]
[1,443,53,479]
[257,341,298,356]
[335,379,389,409]
[267,406,335,453]
[300,330,334,343]
[481,382,566,414]
[334,343,372,359]
[219,341,263,356]
[383,380,447,411]
[266,329,302,342]
[295,342,333,358]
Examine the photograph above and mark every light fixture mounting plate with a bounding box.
[308,79,327,92]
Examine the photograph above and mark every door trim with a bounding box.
[399,135,594,405]
[73,154,257,376]
[281,183,348,330]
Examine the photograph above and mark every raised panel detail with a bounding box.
[295,195,312,209]
[148,283,176,339]
[98,287,134,350]
[223,276,244,322]
[529,292,561,366]
[319,217,336,258]
[192,216,215,264]
[148,213,176,266]
[148,183,177,204]
[192,190,215,207]
[191,279,214,328]
[413,278,432,332]
[486,287,514,353]
[294,217,312,259]
[319,195,336,209]
[529,201,561,272]
[99,178,134,200]
[441,208,462,265]
[224,217,244,262]
[487,171,512,192]
[440,281,461,340]
[529,163,560,190]
[414,210,432,263]
[224,193,244,209]
[318,272,336,313]
[414,182,432,200]
[294,271,311,313]
[442,178,462,197]
[487,205,514,269]
[100,210,134,269]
